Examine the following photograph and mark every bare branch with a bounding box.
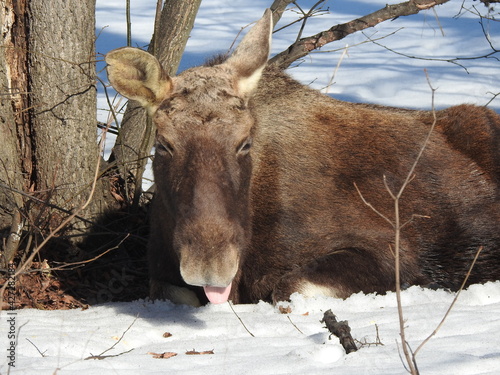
[365,34,499,73]
[413,246,484,357]
[287,315,304,335]
[228,301,255,337]
[485,91,500,106]
[401,214,431,230]
[269,0,295,26]
[272,1,329,35]
[85,315,138,360]
[354,71,439,375]
[396,70,437,202]
[392,71,439,375]
[354,182,394,228]
[26,338,47,357]
[355,324,384,348]
[292,1,328,42]
[270,0,450,68]
[364,11,499,75]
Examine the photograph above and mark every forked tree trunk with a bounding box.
[109,0,202,207]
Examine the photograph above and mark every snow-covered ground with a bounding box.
[3,1,500,374]
[5,283,500,374]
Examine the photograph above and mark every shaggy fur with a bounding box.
[106,10,500,306]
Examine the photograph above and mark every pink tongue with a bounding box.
[203,284,232,304]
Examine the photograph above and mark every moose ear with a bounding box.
[225,9,273,98]
[105,47,172,112]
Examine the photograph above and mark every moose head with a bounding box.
[106,10,273,304]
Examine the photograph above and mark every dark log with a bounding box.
[321,309,358,354]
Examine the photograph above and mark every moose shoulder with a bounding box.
[106,9,500,306]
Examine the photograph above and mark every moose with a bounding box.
[106,9,500,306]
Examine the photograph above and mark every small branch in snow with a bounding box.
[355,324,384,348]
[185,349,215,355]
[26,338,48,357]
[321,310,358,354]
[85,348,134,360]
[287,315,305,335]
[228,301,255,337]
[84,315,138,360]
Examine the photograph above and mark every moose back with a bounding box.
[106,9,500,306]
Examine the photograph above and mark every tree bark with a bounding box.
[109,0,202,207]
[1,0,116,268]
[28,0,110,231]
[0,2,23,203]
[0,0,30,266]
[269,0,295,26]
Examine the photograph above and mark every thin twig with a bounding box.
[432,7,445,37]
[354,182,394,228]
[324,44,349,94]
[355,71,439,375]
[287,315,304,335]
[126,0,131,46]
[366,27,499,73]
[41,234,130,272]
[84,315,138,360]
[395,70,437,202]
[6,82,109,289]
[292,1,327,43]
[485,91,500,107]
[392,70,438,375]
[26,338,47,357]
[228,301,255,337]
[274,1,328,34]
[413,246,484,357]
[355,324,384,348]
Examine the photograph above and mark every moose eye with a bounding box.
[237,137,253,155]
[156,139,174,156]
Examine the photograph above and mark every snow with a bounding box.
[3,1,500,374]
[5,283,500,374]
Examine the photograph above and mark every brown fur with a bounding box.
[106,10,500,306]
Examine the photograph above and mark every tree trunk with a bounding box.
[1,0,115,267]
[0,0,26,268]
[1,0,201,267]
[28,0,106,229]
[109,0,202,207]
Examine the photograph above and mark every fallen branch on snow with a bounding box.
[321,309,357,354]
